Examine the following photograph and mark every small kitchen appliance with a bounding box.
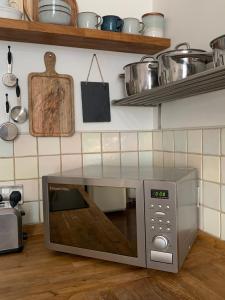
[0,185,25,254]
[43,166,198,273]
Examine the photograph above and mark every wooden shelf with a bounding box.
[0,18,170,54]
[112,66,225,107]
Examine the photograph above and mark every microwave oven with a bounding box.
[43,166,198,273]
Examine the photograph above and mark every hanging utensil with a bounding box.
[11,79,28,124]
[0,94,18,141]
[2,46,17,87]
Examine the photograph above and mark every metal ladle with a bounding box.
[2,46,17,87]
[11,79,28,124]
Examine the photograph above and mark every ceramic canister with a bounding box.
[78,11,102,29]
[142,12,165,37]
[122,17,144,35]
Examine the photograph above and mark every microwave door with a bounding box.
[48,185,138,258]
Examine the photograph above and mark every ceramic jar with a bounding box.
[142,12,164,37]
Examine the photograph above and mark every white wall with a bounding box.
[78,0,153,19]
[153,0,225,129]
[0,0,155,133]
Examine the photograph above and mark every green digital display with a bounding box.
[151,189,169,199]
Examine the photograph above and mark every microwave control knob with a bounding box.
[153,235,168,250]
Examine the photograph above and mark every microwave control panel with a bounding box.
[144,181,178,272]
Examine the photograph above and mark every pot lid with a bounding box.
[156,42,207,59]
[210,34,225,48]
[124,56,158,69]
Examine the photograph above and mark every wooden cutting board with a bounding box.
[28,52,74,137]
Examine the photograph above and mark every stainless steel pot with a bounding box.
[210,35,225,67]
[157,42,213,85]
[122,56,159,96]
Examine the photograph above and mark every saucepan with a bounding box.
[157,42,213,85]
[120,56,159,96]
[210,35,225,67]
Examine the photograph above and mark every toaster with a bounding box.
[0,186,25,254]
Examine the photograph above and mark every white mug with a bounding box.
[122,17,145,35]
[78,12,102,29]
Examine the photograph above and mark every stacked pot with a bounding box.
[121,42,213,96]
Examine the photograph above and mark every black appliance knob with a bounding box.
[9,191,22,208]
[0,194,3,202]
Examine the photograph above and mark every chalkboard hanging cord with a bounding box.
[86,54,105,84]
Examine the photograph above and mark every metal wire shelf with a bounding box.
[112,66,225,107]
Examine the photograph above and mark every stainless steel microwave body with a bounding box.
[43,166,198,273]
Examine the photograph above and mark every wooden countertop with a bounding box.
[0,229,225,300]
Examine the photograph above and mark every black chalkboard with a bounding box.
[81,81,111,123]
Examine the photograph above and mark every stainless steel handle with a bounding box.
[175,42,190,50]
[140,56,157,62]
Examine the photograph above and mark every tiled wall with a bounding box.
[0,129,224,240]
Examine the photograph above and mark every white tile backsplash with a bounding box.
[103,153,120,167]
[203,129,220,155]
[61,154,82,172]
[15,157,38,180]
[188,130,202,154]
[83,153,102,167]
[203,207,220,238]
[221,185,225,213]
[188,154,202,179]
[38,137,60,155]
[0,159,14,181]
[221,213,225,240]
[82,133,101,153]
[14,135,37,157]
[121,152,138,167]
[203,156,220,183]
[153,131,163,151]
[153,151,163,167]
[102,133,120,152]
[163,152,174,168]
[38,156,60,177]
[22,201,40,224]
[203,181,220,210]
[163,131,174,152]
[0,140,13,157]
[15,179,39,202]
[138,132,152,151]
[61,133,82,154]
[175,153,187,168]
[139,151,153,167]
[174,130,187,153]
[120,132,138,152]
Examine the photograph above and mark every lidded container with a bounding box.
[142,12,164,37]
[210,35,225,67]
[157,42,213,85]
[122,56,159,96]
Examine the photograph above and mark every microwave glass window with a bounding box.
[48,184,137,257]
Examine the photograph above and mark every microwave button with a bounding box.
[152,235,168,250]
[166,205,170,209]
[155,211,165,216]
[166,220,171,224]
[151,251,173,264]
[159,227,162,231]
[150,204,154,208]
[166,227,171,232]
[151,218,155,222]
[158,219,163,223]
[158,204,162,208]
[151,226,155,230]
